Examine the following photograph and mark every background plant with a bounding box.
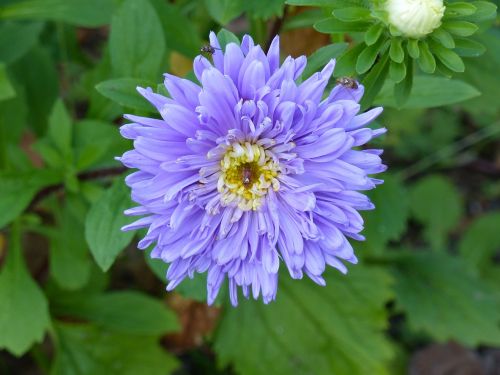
[0,0,499,374]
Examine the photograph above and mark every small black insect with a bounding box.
[336,76,358,90]
[200,44,221,56]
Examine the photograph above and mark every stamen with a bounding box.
[217,142,280,211]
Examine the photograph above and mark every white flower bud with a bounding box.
[385,0,446,38]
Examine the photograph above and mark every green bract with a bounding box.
[289,0,497,107]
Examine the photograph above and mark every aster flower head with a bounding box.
[119,32,386,306]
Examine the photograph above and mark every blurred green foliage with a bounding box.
[0,0,499,374]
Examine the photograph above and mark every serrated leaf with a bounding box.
[362,175,409,252]
[0,223,51,356]
[443,20,479,37]
[109,0,165,80]
[95,78,156,112]
[303,43,348,79]
[430,42,465,72]
[51,323,179,375]
[52,291,178,335]
[391,251,500,346]
[85,177,135,271]
[0,0,115,27]
[410,175,463,250]
[204,0,245,25]
[417,42,436,73]
[389,38,404,63]
[314,18,371,33]
[376,76,480,108]
[215,267,394,375]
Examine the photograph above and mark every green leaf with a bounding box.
[364,22,384,46]
[334,43,366,76]
[148,0,201,58]
[0,222,51,356]
[0,169,61,229]
[360,52,390,109]
[109,0,165,80]
[74,120,129,171]
[417,42,436,73]
[215,267,394,375]
[332,7,371,22]
[431,28,455,49]
[216,28,241,49]
[51,323,179,375]
[410,175,462,250]
[48,99,72,158]
[314,18,371,33]
[356,39,385,74]
[443,20,478,37]
[444,2,477,18]
[0,63,15,102]
[375,76,480,108]
[465,1,497,22]
[244,0,285,20]
[391,251,500,346]
[50,200,92,290]
[430,42,465,72]
[95,78,156,112]
[286,0,340,5]
[302,43,348,79]
[389,60,406,83]
[394,56,413,107]
[10,45,58,135]
[362,175,409,253]
[52,291,178,335]
[0,21,43,64]
[453,37,486,57]
[204,0,245,25]
[459,212,500,275]
[85,177,135,272]
[283,8,323,31]
[406,39,420,59]
[389,38,404,63]
[0,0,115,27]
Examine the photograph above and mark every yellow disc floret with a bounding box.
[218,142,280,211]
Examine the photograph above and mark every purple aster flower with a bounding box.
[118,32,386,306]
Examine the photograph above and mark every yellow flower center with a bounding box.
[218,142,280,211]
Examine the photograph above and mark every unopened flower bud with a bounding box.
[385,0,445,38]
